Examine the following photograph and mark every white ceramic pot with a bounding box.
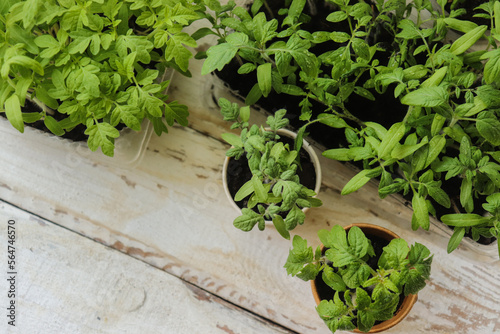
[222,128,322,220]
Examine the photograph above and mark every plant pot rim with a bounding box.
[310,223,418,333]
[222,128,322,219]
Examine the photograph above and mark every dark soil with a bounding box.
[314,231,405,327]
[225,134,317,216]
[0,99,88,141]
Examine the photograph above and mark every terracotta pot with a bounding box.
[310,223,418,333]
[222,128,322,219]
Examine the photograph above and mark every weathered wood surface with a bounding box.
[0,19,499,333]
[0,200,294,334]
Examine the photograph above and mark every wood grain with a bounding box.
[0,200,294,334]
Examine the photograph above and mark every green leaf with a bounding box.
[164,32,196,72]
[378,122,406,160]
[284,235,313,276]
[482,47,500,84]
[347,226,369,258]
[111,105,141,131]
[44,115,65,136]
[322,266,347,292]
[323,148,351,161]
[4,56,43,76]
[272,215,290,240]
[421,66,448,88]
[381,238,409,268]
[425,135,446,169]
[327,11,348,22]
[319,225,348,250]
[396,19,420,39]
[136,69,159,86]
[444,18,478,33]
[342,168,382,195]
[330,31,350,43]
[221,133,243,147]
[233,208,265,231]
[460,178,473,213]
[4,95,24,133]
[234,180,254,202]
[257,63,272,98]
[355,288,372,311]
[284,205,305,230]
[441,214,490,227]
[476,111,500,146]
[412,192,429,230]
[450,25,487,55]
[84,122,120,157]
[354,86,375,101]
[318,114,348,128]
[251,174,267,202]
[201,43,238,75]
[68,30,93,54]
[391,140,427,159]
[164,101,189,127]
[400,87,448,107]
[447,227,465,253]
[427,184,451,208]
[9,24,39,54]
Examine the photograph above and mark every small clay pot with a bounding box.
[310,223,418,333]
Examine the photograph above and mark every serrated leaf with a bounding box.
[84,122,120,157]
[381,238,409,268]
[284,235,313,276]
[164,32,196,72]
[347,226,369,258]
[233,209,264,231]
[319,225,348,250]
[284,205,305,230]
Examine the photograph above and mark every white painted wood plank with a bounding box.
[0,200,293,334]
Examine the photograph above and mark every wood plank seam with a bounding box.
[0,198,300,334]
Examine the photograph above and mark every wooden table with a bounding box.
[1,40,500,334]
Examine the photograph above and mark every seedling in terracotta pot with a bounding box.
[284,224,433,333]
[219,97,322,239]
